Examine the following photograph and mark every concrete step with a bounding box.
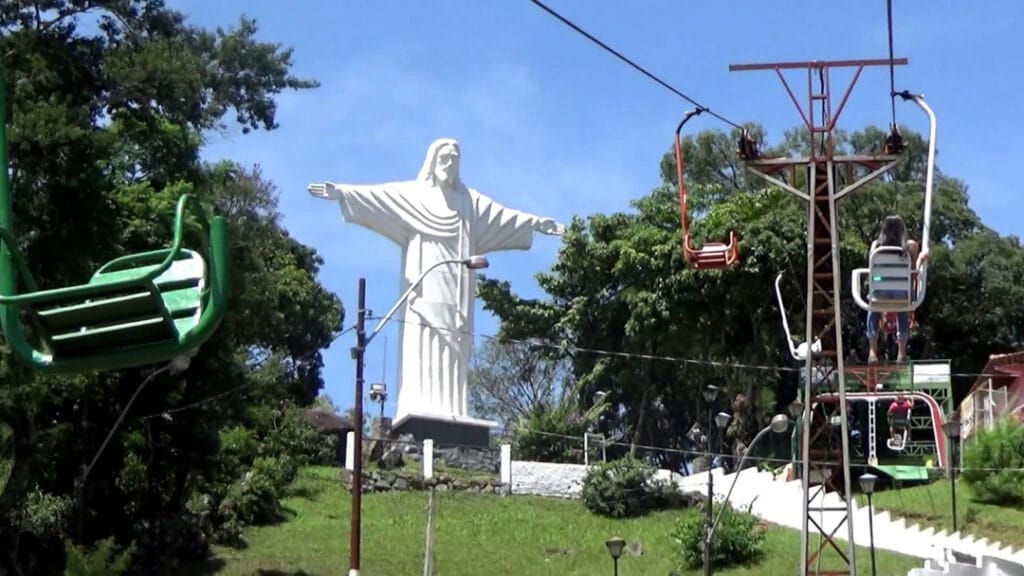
[672,464,1023,571]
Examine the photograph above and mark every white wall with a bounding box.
[508,460,590,498]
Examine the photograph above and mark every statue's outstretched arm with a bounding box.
[307,181,358,200]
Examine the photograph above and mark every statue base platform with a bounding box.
[392,413,497,448]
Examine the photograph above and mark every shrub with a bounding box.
[261,406,334,470]
[672,502,765,570]
[580,456,694,518]
[514,405,594,463]
[220,455,295,526]
[63,537,135,576]
[961,416,1024,506]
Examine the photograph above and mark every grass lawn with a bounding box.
[855,479,1024,550]
[188,466,922,576]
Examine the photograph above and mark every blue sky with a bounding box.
[166,0,1022,416]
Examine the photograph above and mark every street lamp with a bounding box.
[349,255,489,576]
[859,473,878,576]
[702,385,720,404]
[714,411,732,431]
[707,413,791,570]
[369,382,387,419]
[367,256,489,348]
[942,418,961,533]
[703,408,731,576]
[605,536,625,576]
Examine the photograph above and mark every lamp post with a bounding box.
[349,255,489,576]
[605,536,625,576]
[859,473,878,576]
[708,413,792,544]
[942,418,961,533]
[701,385,719,576]
[788,400,804,479]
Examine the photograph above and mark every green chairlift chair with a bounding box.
[0,76,229,374]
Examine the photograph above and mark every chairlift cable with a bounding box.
[528,0,743,130]
[886,0,898,127]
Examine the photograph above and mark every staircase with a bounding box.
[675,467,1024,571]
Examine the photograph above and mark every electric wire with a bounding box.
[103,316,1024,475]
[885,0,898,127]
[527,0,743,130]
[359,424,1024,474]
[370,314,1022,382]
[138,323,360,421]
[78,362,174,487]
[120,317,1021,474]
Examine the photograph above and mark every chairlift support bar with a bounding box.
[730,57,909,576]
[775,272,820,362]
[851,93,937,313]
[674,109,739,270]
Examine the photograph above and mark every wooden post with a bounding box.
[422,487,437,576]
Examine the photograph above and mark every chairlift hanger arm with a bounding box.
[673,109,739,271]
[774,273,821,362]
[851,93,936,313]
[894,91,936,259]
[674,107,705,234]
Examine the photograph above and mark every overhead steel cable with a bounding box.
[528,0,743,130]
[886,0,898,127]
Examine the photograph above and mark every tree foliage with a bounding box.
[480,120,1024,472]
[0,1,342,573]
[467,338,573,436]
[961,417,1024,506]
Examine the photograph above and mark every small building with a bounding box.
[304,407,355,466]
[957,351,1024,446]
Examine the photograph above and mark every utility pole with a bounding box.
[349,278,367,576]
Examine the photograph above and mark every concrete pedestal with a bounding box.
[393,413,497,448]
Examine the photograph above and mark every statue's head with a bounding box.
[417,138,461,188]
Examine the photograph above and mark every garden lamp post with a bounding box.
[708,413,792,543]
[859,473,878,576]
[349,255,489,576]
[942,418,961,533]
[605,536,625,576]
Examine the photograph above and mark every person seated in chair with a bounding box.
[887,394,913,442]
[866,215,929,364]
[846,402,861,445]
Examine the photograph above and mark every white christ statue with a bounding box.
[308,138,564,426]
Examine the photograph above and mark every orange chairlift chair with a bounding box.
[674,109,739,270]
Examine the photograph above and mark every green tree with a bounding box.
[0,2,342,573]
[479,121,1024,472]
[468,338,573,436]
